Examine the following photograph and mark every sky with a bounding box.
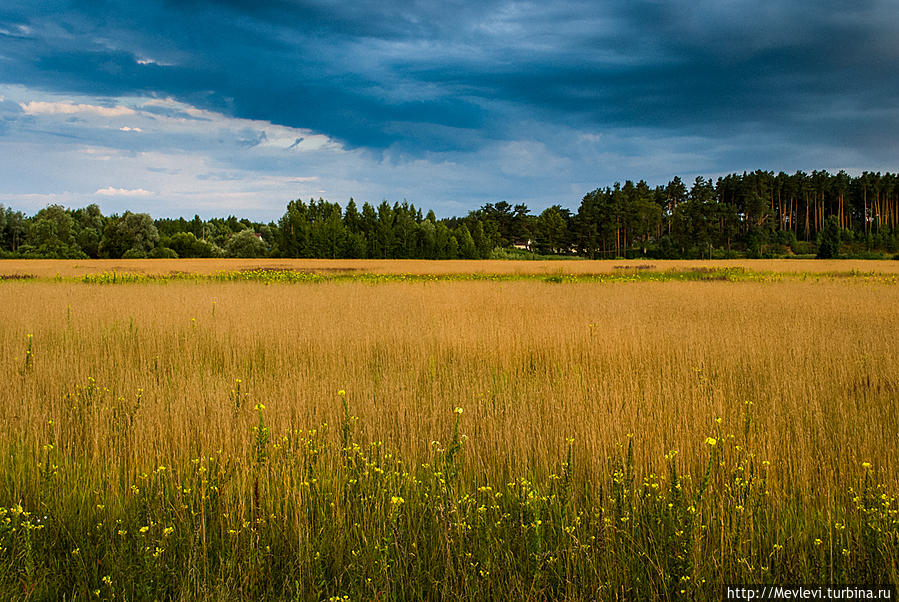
[1,1,898,221]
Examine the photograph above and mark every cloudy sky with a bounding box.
[1,1,898,220]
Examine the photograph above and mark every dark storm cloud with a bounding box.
[1,0,498,148]
[1,0,898,162]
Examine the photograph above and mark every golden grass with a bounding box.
[2,268,898,598]
[1,257,898,278]
[3,276,896,502]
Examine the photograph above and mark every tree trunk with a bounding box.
[805,194,809,241]
[875,192,882,230]
[615,217,620,258]
[863,186,868,235]
[668,200,672,234]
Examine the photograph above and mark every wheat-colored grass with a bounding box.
[1,257,898,278]
[2,265,898,598]
[3,276,896,501]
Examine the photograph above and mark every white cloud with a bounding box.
[131,97,341,152]
[141,97,216,120]
[95,187,153,197]
[0,24,32,38]
[495,140,571,178]
[3,83,783,221]
[135,57,175,67]
[20,101,136,118]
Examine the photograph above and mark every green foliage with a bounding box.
[165,231,222,258]
[73,265,829,287]
[817,216,843,259]
[72,204,106,258]
[489,247,572,260]
[99,212,159,258]
[16,205,88,258]
[456,223,478,259]
[534,205,570,254]
[148,246,178,258]
[3,169,899,259]
[225,229,267,258]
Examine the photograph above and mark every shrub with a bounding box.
[817,216,842,259]
[148,246,178,259]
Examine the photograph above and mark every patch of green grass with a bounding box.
[71,267,899,287]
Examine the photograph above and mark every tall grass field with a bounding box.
[1,260,897,600]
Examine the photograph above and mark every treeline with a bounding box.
[0,205,277,259]
[2,170,898,260]
[576,170,899,259]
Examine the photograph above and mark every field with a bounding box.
[1,260,897,600]
[2,257,899,278]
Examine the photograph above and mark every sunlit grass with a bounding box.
[1,257,899,279]
[1,271,897,598]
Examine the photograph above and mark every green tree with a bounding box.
[469,220,492,258]
[377,201,397,258]
[167,231,222,258]
[360,202,381,258]
[344,199,361,234]
[72,204,106,258]
[0,205,6,252]
[435,222,454,258]
[20,205,86,258]
[225,229,268,258]
[623,182,662,255]
[99,212,159,258]
[817,215,841,259]
[278,200,310,258]
[4,208,27,253]
[319,203,346,258]
[534,206,569,254]
[446,234,460,258]
[344,231,368,258]
[148,246,178,258]
[391,202,419,258]
[456,224,478,259]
